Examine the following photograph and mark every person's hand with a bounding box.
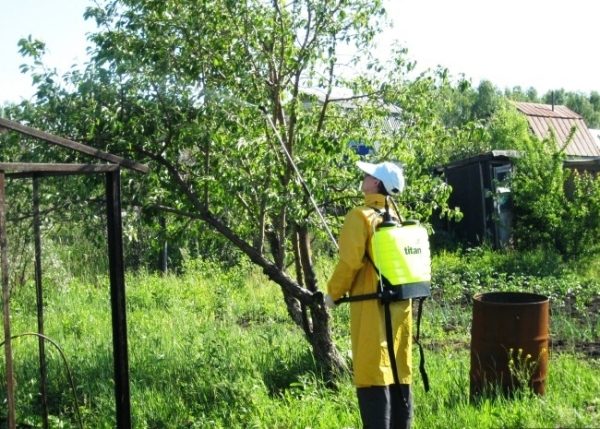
[324,294,336,309]
[312,291,336,308]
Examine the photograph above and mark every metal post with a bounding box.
[105,169,132,429]
[33,176,50,429]
[159,216,168,273]
[0,172,16,429]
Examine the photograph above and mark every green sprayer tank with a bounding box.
[371,220,431,299]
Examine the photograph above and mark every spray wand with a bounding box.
[258,107,339,251]
[203,90,339,251]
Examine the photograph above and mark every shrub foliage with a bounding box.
[511,130,600,257]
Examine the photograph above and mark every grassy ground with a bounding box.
[1,251,600,428]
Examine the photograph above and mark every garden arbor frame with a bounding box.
[0,117,148,429]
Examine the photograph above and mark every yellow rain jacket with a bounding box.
[327,194,412,387]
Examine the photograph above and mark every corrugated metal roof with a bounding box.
[514,102,600,157]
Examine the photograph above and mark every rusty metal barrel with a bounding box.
[470,291,549,400]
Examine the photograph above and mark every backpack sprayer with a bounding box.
[336,197,432,391]
[371,200,431,301]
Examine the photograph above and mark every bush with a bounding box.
[510,131,600,257]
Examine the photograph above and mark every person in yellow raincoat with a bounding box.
[326,160,413,429]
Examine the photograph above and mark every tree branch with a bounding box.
[145,199,315,305]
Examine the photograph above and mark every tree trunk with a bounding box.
[305,300,348,381]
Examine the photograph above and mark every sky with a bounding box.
[1,0,95,105]
[1,0,599,105]
[382,0,600,95]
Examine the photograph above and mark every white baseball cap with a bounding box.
[356,161,405,195]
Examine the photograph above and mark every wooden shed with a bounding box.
[434,150,518,248]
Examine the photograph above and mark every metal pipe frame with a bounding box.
[106,169,132,429]
[0,167,132,428]
[1,171,17,428]
[33,176,50,429]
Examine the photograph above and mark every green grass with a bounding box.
[1,251,599,428]
[414,349,600,428]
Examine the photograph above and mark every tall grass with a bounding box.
[1,250,599,428]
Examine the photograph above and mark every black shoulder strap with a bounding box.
[383,296,430,392]
[415,297,430,392]
[384,301,401,385]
